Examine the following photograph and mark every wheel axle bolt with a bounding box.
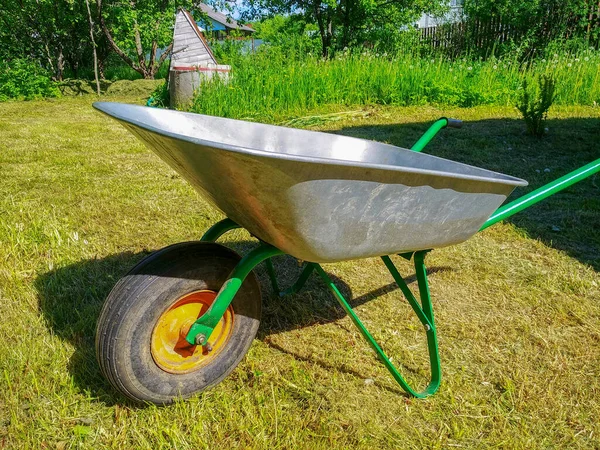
[194,334,207,346]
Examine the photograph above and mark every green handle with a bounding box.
[482,158,600,230]
[411,117,462,152]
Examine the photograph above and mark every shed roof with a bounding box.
[197,3,255,33]
[171,9,218,69]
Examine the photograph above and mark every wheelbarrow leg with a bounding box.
[203,218,316,297]
[198,219,441,397]
[313,251,441,398]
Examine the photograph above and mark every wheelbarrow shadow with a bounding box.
[34,250,149,406]
[337,116,600,271]
[35,241,449,403]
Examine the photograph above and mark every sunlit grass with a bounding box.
[0,95,598,448]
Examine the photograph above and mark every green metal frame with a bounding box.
[316,255,441,397]
[181,118,598,397]
[185,218,442,397]
[186,219,283,345]
[184,240,284,345]
[265,259,316,297]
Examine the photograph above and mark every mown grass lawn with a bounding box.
[0,95,599,449]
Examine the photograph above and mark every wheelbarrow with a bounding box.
[93,102,600,405]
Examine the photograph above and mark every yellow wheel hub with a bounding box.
[151,290,233,374]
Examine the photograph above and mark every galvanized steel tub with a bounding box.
[93,102,527,263]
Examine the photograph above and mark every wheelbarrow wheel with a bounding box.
[95,241,261,405]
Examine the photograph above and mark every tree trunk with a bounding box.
[340,0,351,49]
[313,2,332,58]
[97,37,111,80]
[326,14,333,52]
[131,13,152,78]
[85,0,101,94]
[43,42,56,79]
[71,60,79,79]
[97,0,145,78]
[149,42,173,78]
[98,57,106,80]
[57,48,65,81]
[96,0,174,79]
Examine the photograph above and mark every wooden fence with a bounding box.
[420,12,600,54]
[420,18,522,54]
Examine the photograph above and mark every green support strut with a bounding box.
[201,217,241,242]
[265,260,316,296]
[314,251,441,398]
[185,242,284,345]
[196,218,441,397]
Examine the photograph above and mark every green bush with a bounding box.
[0,59,60,101]
[148,81,169,107]
[516,75,556,138]
[252,15,322,59]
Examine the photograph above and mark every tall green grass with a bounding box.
[189,49,600,121]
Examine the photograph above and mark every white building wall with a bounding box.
[417,0,464,29]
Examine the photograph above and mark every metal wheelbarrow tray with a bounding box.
[93,102,600,405]
[94,102,525,262]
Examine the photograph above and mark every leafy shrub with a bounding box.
[516,75,556,137]
[148,81,169,107]
[252,15,321,59]
[0,59,60,101]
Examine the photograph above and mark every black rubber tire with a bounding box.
[95,241,261,405]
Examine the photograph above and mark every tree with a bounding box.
[244,0,446,57]
[85,0,101,94]
[252,14,322,54]
[0,0,91,80]
[97,0,194,79]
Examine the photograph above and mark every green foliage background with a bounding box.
[0,59,61,101]
[1,0,600,102]
[463,0,600,57]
